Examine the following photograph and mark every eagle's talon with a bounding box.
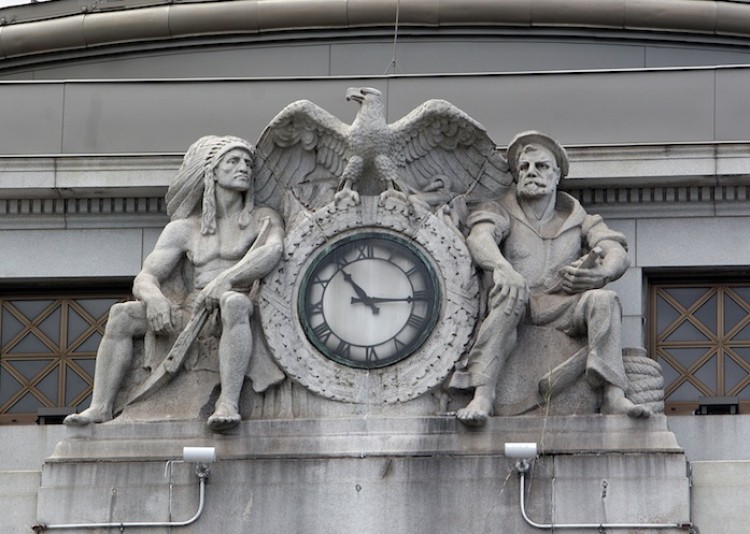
[334,187,360,208]
[378,188,411,213]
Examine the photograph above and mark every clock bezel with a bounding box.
[298,231,441,369]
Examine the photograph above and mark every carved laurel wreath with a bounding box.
[259,197,479,404]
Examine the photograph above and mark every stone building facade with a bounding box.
[1,1,750,532]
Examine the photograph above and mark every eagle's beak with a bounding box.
[346,87,364,103]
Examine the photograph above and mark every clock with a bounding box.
[259,197,479,404]
[298,232,440,369]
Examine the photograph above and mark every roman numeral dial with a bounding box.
[299,232,441,369]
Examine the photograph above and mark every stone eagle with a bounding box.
[253,87,511,214]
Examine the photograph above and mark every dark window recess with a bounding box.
[649,280,750,415]
[0,288,130,424]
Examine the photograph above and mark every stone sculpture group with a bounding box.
[64,88,661,431]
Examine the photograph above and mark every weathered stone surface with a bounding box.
[50,416,682,462]
[260,196,479,406]
[41,99,683,534]
[493,323,596,415]
[63,135,286,433]
[37,416,687,533]
[455,131,663,426]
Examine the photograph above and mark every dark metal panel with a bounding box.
[0,84,64,154]
[331,40,646,76]
[646,46,750,68]
[7,68,739,154]
[21,44,331,80]
[716,68,750,142]
[386,70,716,145]
[60,79,388,153]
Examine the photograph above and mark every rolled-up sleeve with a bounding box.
[468,201,511,243]
[582,214,628,251]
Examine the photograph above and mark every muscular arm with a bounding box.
[132,220,191,332]
[223,210,284,288]
[197,209,284,310]
[466,221,528,316]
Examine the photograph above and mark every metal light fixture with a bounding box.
[32,446,216,532]
[504,442,695,532]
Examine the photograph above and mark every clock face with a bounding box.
[298,232,441,369]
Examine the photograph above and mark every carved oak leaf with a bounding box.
[253,87,511,214]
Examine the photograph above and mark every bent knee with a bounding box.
[220,292,253,321]
[106,301,146,335]
[581,288,620,310]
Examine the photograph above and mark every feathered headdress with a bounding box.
[166,135,256,235]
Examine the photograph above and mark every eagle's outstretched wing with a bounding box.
[254,100,351,214]
[390,99,511,205]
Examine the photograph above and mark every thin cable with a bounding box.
[384,0,401,75]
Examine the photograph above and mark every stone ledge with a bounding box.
[50,415,682,463]
[2,144,748,199]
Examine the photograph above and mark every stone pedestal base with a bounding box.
[36,416,690,534]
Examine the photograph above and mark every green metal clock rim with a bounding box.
[298,230,442,370]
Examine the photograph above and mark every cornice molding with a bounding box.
[1,182,747,233]
[0,143,747,224]
[0,196,165,216]
[3,143,747,196]
[0,0,748,61]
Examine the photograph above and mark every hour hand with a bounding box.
[341,270,380,314]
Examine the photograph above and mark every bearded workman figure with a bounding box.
[456,131,650,426]
[65,135,284,431]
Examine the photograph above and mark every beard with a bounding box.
[516,180,553,199]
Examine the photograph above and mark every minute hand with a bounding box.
[351,296,416,304]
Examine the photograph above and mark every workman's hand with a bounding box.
[560,263,610,294]
[144,294,177,334]
[196,275,232,312]
[489,265,528,316]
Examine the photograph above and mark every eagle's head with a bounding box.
[345,86,381,104]
[346,87,384,124]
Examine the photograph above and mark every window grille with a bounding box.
[650,281,750,415]
[0,290,129,424]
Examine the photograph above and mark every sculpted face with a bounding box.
[215,148,253,191]
[515,145,561,199]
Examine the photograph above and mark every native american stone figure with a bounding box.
[64,135,285,431]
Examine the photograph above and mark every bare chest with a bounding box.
[188,221,259,269]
